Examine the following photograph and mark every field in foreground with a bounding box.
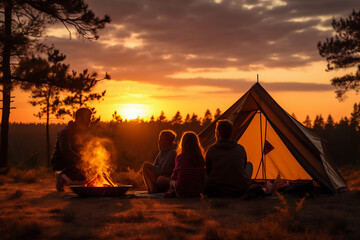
[0,167,359,240]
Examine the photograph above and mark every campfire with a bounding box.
[69,137,132,197]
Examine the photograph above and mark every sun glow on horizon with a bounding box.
[118,103,148,120]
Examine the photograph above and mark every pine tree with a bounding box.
[184,113,191,123]
[202,109,212,126]
[318,10,360,99]
[325,114,335,130]
[303,115,312,128]
[62,70,109,122]
[214,108,221,120]
[15,49,70,167]
[112,111,122,123]
[149,115,155,123]
[171,111,183,125]
[190,113,199,124]
[157,111,166,122]
[350,102,360,130]
[313,114,325,131]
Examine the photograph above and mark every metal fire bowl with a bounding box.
[69,185,133,198]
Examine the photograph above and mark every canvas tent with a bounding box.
[199,83,347,193]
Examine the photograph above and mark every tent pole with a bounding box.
[264,118,268,179]
[254,111,262,179]
[260,110,265,179]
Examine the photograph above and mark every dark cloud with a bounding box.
[152,77,334,93]
[43,0,358,92]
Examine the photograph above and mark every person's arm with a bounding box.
[243,147,247,168]
[171,156,179,181]
[153,153,160,166]
[160,150,177,176]
[205,150,212,174]
[58,129,80,161]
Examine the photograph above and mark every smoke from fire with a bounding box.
[79,137,116,180]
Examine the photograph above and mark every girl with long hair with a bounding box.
[168,131,206,197]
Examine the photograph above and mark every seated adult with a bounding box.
[51,108,92,192]
[168,131,206,198]
[205,120,250,197]
[142,130,177,193]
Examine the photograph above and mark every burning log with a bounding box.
[84,172,116,187]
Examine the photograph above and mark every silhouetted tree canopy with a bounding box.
[214,108,221,120]
[171,111,183,125]
[318,9,360,99]
[202,109,212,126]
[62,69,109,122]
[303,115,312,128]
[0,0,111,168]
[157,111,166,123]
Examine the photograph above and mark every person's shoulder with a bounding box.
[235,143,246,152]
[207,142,219,150]
[58,121,74,135]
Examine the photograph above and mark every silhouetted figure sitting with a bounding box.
[51,108,92,192]
[142,130,177,193]
[166,131,206,198]
[205,120,251,197]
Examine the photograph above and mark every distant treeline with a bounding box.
[7,103,360,170]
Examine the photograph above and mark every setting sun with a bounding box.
[118,103,147,120]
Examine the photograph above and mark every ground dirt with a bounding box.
[0,168,359,240]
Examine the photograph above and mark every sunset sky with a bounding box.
[9,0,360,123]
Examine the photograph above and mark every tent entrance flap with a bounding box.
[238,112,312,180]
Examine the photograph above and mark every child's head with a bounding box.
[178,131,204,166]
[158,130,176,150]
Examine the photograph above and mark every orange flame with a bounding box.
[80,137,117,187]
[85,173,116,187]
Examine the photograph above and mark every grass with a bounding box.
[110,210,147,223]
[7,190,24,200]
[0,167,359,239]
[172,210,204,225]
[340,165,360,191]
[2,167,52,184]
[0,217,43,240]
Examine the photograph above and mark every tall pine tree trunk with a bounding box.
[46,90,51,168]
[0,1,13,169]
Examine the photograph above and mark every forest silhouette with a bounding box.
[7,105,360,172]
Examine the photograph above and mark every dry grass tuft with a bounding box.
[340,166,360,191]
[7,190,24,200]
[209,199,230,209]
[111,167,144,190]
[0,175,6,186]
[149,224,188,240]
[4,167,51,184]
[111,210,146,223]
[326,217,349,236]
[62,210,76,223]
[172,210,204,225]
[202,220,226,240]
[49,208,63,214]
[0,217,43,240]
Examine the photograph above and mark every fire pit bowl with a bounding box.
[69,185,133,198]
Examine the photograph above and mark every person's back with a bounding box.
[172,154,205,197]
[170,132,205,197]
[52,121,81,175]
[205,120,250,197]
